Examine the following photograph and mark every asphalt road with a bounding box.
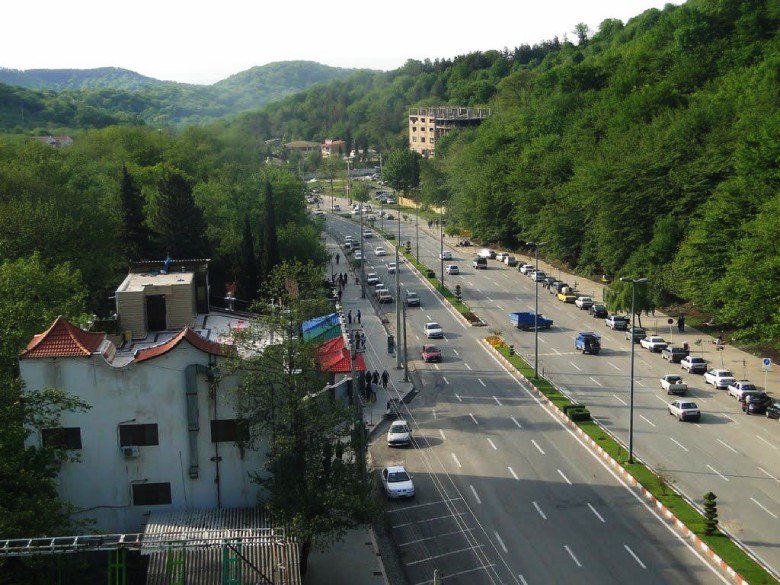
[325,204,730,584]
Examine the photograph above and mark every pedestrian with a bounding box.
[357,309,361,324]
[361,331,367,349]
[337,289,343,303]
[381,369,389,389]
[370,384,377,403]
[348,310,352,324]
[364,376,371,402]
[679,315,685,332]
[372,370,380,386]
[335,252,340,264]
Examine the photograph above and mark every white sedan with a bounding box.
[374,246,387,256]
[381,465,415,498]
[439,251,453,260]
[387,262,397,274]
[668,400,701,422]
[424,322,443,338]
[639,336,668,352]
[446,264,460,275]
[704,369,736,389]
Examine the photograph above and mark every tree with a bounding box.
[154,171,210,259]
[703,492,718,536]
[237,214,259,303]
[259,181,281,279]
[604,279,653,327]
[118,164,155,265]
[231,261,376,569]
[351,181,370,204]
[382,149,421,196]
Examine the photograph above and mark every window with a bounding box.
[42,427,82,449]
[132,482,172,506]
[421,137,426,143]
[412,137,417,142]
[119,424,159,447]
[411,126,417,132]
[211,419,250,443]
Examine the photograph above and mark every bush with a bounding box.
[425,269,435,278]
[562,403,582,415]
[569,408,591,422]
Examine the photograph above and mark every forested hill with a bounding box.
[0,61,363,128]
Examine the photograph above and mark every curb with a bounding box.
[482,338,751,585]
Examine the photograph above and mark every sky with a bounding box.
[3,1,683,85]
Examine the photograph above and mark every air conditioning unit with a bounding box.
[122,446,140,459]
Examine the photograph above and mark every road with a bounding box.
[325,205,730,584]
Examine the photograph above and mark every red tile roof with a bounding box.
[20,316,106,359]
[134,327,235,363]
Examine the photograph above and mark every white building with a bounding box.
[19,262,267,534]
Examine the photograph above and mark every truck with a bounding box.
[509,312,553,331]
[575,332,601,355]
[660,374,688,395]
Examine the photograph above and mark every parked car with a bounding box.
[421,345,442,362]
[333,204,341,211]
[477,249,495,259]
[741,392,771,415]
[505,256,518,267]
[605,315,629,331]
[640,336,668,352]
[439,251,452,260]
[366,272,380,285]
[362,230,373,239]
[531,271,547,282]
[405,291,420,307]
[378,291,394,304]
[424,322,443,338]
[387,262,397,274]
[374,246,387,256]
[662,346,689,363]
[668,400,701,422]
[574,296,594,310]
[456,238,471,247]
[727,380,758,399]
[681,355,708,374]
[387,420,412,447]
[495,252,509,262]
[519,264,535,275]
[353,250,363,260]
[589,304,608,319]
[660,374,688,395]
[766,401,780,420]
[446,264,460,275]
[381,465,415,499]
[557,291,577,303]
[473,257,487,270]
[704,369,736,389]
[625,327,647,343]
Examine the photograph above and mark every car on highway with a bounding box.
[557,291,577,303]
[387,262,397,274]
[625,327,647,343]
[424,322,443,338]
[378,291,394,304]
[477,248,496,259]
[519,264,535,275]
[421,345,442,362]
[353,250,363,260]
[605,315,629,330]
[704,369,736,389]
[727,379,758,399]
[668,399,701,422]
[662,346,689,363]
[505,256,518,267]
[362,230,373,239]
[660,374,688,395]
[741,392,771,415]
[681,355,708,374]
[589,304,608,319]
[495,252,509,262]
[575,332,601,355]
[640,336,669,352]
[574,296,594,310]
[333,204,341,211]
[766,401,780,420]
[405,291,420,306]
[531,271,547,282]
[446,264,460,275]
[381,465,415,499]
[374,246,387,256]
[439,251,452,260]
[366,272,380,285]
[387,420,412,447]
[473,257,487,270]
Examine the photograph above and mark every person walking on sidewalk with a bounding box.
[357,309,362,324]
[335,252,340,265]
[381,369,389,389]
[347,310,352,324]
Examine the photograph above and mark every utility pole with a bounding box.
[395,194,402,369]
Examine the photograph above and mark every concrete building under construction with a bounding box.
[408,106,491,157]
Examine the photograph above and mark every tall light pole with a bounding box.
[529,241,546,379]
[439,203,444,290]
[395,192,402,369]
[414,189,420,260]
[359,204,365,299]
[619,276,648,464]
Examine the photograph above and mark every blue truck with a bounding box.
[575,332,601,355]
[509,312,553,331]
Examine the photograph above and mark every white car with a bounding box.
[660,374,688,395]
[477,249,495,259]
[381,465,415,498]
[424,322,443,338]
[575,296,594,310]
[519,264,535,275]
[639,336,668,352]
[362,230,373,239]
[668,400,701,422]
[366,272,380,285]
[727,380,758,399]
[387,420,412,447]
[446,264,460,275]
[374,246,387,256]
[387,262,397,274]
[495,252,509,262]
[704,369,736,389]
[353,250,363,260]
[439,251,453,260]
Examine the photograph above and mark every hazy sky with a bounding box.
[4,1,682,85]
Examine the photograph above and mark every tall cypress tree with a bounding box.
[155,172,210,259]
[118,165,154,264]
[259,181,280,279]
[238,213,259,302]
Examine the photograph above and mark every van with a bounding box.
[473,257,487,270]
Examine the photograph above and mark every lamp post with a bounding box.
[439,203,444,290]
[528,241,546,379]
[619,276,648,464]
[395,193,402,369]
[359,204,365,299]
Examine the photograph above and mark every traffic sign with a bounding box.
[667,318,674,324]
[762,357,772,371]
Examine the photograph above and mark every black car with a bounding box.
[589,304,608,319]
[742,392,772,415]
[767,401,780,420]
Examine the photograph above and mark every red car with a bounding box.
[421,345,442,362]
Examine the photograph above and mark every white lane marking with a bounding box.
[511,416,523,429]
[707,464,729,482]
[756,435,778,450]
[655,395,669,406]
[759,467,780,484]
[553,348,561,355]
[443,376,450,385]
[569,361,581,371]
[494,531,509,554]
[751,497,778,518]
[487,438,498,451]
[455,393,462,402]
[636,380,645,387]
[508,466,519,480]
[588,503,606,523]
[723,414,738,424]
[670,438,689,452]
[496,305,504,311]
[439,429,446,441]
[589,377,603,387]
[533,501,547,520]
[625,545,647,569]
[485,296,493,302]
[451,453,462,468]
[564,545,582,567]
[493,396,503,406]
[432,409,437,420]
[433,363,440,370]
[639,414,656,428]
[465,363,472,371]
[519,575,529,585]
[469,413,479,425]
[531,440,546,455]
[608,362,621,371]
[717,439,739,454]
[558,469,572,485]
[613,394,627,406]
[478,378,486,387]
[452,349,460,356]
[470,484,482,505]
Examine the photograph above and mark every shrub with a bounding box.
[569,408,591,422]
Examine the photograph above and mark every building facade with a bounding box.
[408,107,491,157]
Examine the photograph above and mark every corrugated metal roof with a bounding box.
[143,508,301,585]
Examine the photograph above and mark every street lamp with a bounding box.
[359,203,365,299]
[395,193,402,369]
[528,241,546,379]
[439,203,444,290]
[619,276,648,464]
